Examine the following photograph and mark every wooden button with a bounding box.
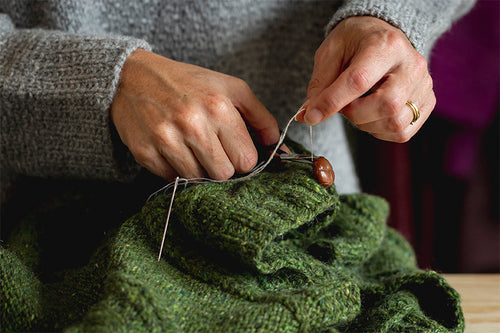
[313,156,335,187]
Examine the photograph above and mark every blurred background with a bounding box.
[353,0,499,273]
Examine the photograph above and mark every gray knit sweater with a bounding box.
[0,0,475,197]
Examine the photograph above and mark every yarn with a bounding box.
[0,150,464,332]
[149,107,306,202]
[155,107,307,259]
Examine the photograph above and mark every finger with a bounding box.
[158,138,208,179]
[134,147,179,181]
[356,70,434,135]
[195,94,258,177]
[304,48,395,126]
[368,94,434,142]
[180,121,236,180]
[341,67,413,125]
[230,79,280,146]
[145,124,208,179]
[190,138,236,180]
[279,144,291,154]
[294,104,307,123]
[217,106,259,174]
[356,106,415,135]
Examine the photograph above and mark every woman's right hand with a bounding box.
[110,49,280,181]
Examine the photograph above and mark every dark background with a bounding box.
[354,0,499,273]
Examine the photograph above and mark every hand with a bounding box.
[297,16,435,142]
[110,49,279,181]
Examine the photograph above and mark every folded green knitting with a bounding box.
[0,157,464,332]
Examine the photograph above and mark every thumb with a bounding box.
[296,70,338,125]
[295,75,327,123]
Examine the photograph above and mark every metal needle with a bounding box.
[158,176,179,261]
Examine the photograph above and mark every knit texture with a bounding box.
[1,154,464,332]
[0,0,474,197]
[0,27,150,181]
[328,0,476,58]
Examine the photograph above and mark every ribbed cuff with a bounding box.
[0,29,151,182]
[170,164,340,273]
[327,0,476,59]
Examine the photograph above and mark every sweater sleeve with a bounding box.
[327,0,477,58]
[0,13,151,184]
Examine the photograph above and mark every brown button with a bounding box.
[313,156,335,187]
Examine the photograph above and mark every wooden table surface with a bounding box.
[443,274,500,333]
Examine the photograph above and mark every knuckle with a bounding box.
[348,68,371,93]
[315,94,340,115]
[306,74,323,99]
[385,30,406,50]
[425,73,434,91]
[228,76,251,94]
[183,123,205,144]
[394,132,412,143]
[212,163,235,180]
[364,33,381,48]
[414,53,429,72]
[390,127,413,143]
[150,129,167,147]
[237,149,258,173]
[174,108,205,134]
[386,116,407,133]
[307,77,322,98]
[205,94,230,118]
[149,122,174,148]
[381,95,402,117]
[234,77,250,91]
[308,77,322,90]
[131,147,154,168]
[313,46,327,63]
[429,93,437,110]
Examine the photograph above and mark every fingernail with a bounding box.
[294,101,308,121]
[304,108,323,125]
[294,107,306,121]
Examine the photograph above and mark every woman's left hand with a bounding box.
[296,16,435,142]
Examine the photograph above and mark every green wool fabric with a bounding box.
[1,156,464,332]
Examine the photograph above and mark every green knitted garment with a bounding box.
[1,153,464,332]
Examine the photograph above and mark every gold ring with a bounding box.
[406,100,420,125]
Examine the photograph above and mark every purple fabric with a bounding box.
[430,0,499,179]
[444,131,482,180]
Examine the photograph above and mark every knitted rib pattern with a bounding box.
[0,159,464,332]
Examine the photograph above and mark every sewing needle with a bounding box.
[158,176,179,261]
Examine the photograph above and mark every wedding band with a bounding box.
[406,100,420,125]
